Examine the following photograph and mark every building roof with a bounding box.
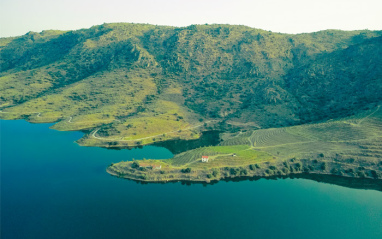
[202,156,209,158]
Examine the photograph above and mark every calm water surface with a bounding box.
[1,119,382,239]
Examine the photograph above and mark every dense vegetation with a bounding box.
[1,23,381,147]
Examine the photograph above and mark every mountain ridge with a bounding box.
[1,23,381,147]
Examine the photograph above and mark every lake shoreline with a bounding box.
[106,157,382,190]
[107,167,382,191]
[0,116,223,151]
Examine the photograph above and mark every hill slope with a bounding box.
[286,36,382,122]
[1,23,381,147]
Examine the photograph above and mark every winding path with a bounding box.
[357,105,380,125]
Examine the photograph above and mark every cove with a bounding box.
[1,119,382,239]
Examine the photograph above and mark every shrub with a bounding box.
[108,142,118,146]
[240,169,248,176]
[331,168,339,174]
[230,168,239,175]
[345,168,354,173]
[321,162,327,170]
[269,166,277,170]
[282,168,289,174]
[295,163,302,170]
[212,169,219,177]
[370,170,379,179]
[357,171,366,178]
[131,161,140,168]
[181,168,192,173]
[347,158,355,163]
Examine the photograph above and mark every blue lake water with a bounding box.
[1,119,382,239]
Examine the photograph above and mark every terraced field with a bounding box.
[187,106,382,162]
[219,131,252,146]
[250,106,382,159]
[249,128,311,147]
[342,137,382,161]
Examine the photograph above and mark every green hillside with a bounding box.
[1,23,382,147]
[286,36,382,123]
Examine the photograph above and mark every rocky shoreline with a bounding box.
[107,157,382,189]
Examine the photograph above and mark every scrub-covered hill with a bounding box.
[1,23,381,147]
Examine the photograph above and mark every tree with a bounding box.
[181,168,191,173]
[131,161,140,168]
[321,162,326,170]
[212,169,219,177]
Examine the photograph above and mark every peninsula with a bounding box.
[107,107,382,183]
